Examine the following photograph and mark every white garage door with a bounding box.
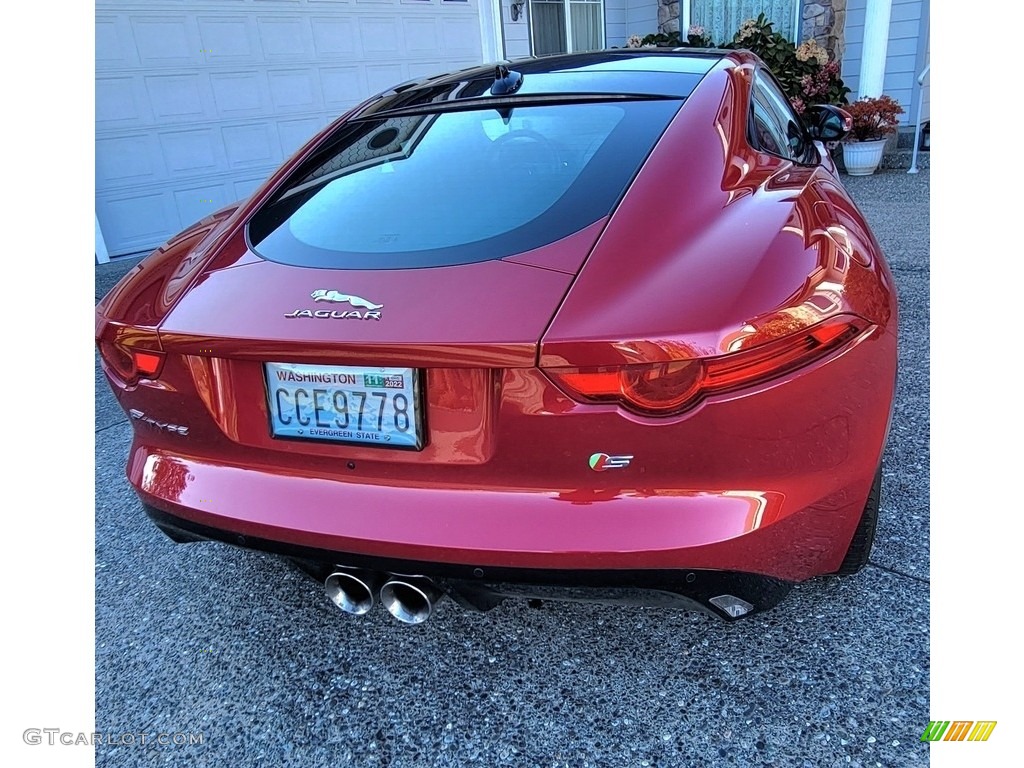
[96,0,485,257]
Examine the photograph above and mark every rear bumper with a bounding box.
[118,326,896,589]
[130,441,874,583]
[144,503,794,621]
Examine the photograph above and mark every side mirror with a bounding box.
[805,104,853,142]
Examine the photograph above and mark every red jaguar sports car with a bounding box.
[96,50,897,623]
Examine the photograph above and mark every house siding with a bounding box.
[626,1,658,38]
[842,0,927,123]
[843,0,865,89]
[501,0,532,58]
[606,0,628,47]
[912,3,929,124]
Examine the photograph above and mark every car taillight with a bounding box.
[97,326,165,385]
[131,350,164,377]
[544,314,871,417]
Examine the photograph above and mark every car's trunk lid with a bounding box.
[151,224,603,465]
[157,221,605,368]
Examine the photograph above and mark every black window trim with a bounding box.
[354,92,677,121]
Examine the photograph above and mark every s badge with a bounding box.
[589,453,633,471]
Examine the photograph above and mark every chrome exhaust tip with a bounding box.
[379,577,443,624]
[324,569,382,616]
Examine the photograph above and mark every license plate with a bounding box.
[264,363,423,450]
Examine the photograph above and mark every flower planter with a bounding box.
[842,139,887,176]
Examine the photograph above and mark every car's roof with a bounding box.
[485,49,725,77]
[356,49,749,119]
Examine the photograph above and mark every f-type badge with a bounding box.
[129,409,189,436]
[284,290,383,320]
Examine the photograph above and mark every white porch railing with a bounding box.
[95,214,110,265]
[908,64,930,175]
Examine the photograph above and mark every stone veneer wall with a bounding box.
[655,1,847,64]
[803,1,846,64]
[657,1,681,33]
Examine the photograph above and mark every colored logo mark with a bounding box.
[589,453,633,471]
[921,721,997,742]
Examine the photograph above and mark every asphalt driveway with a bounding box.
[95,168,930,768]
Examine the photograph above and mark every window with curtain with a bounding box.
[530,0,604,56]
[690,1,798,45]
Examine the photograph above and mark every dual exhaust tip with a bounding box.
[324,569,443,624]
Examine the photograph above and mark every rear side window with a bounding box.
[248,100,681,269]
[749,70,814,163]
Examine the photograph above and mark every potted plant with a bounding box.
[842,95,904,175]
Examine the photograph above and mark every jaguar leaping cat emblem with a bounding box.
[310,290,383,310]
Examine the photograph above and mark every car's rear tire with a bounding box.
[834,467,882,576]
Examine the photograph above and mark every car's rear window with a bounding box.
[247,100,682,269]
